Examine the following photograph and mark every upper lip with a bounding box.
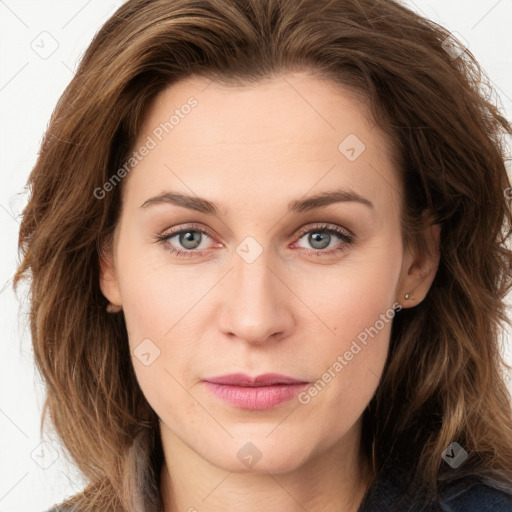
[202,373,308,386]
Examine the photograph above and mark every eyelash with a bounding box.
[153,222,354,259]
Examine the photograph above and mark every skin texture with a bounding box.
[100,72,440,512]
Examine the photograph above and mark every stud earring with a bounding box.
[404,293,411,300]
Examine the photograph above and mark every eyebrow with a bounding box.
[140,187,374,214]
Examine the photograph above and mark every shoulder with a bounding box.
[439,476,512,511]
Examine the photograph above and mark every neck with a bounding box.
[159,421,374,512]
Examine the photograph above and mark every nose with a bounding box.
[217,247,295,346]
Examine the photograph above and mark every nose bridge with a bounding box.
[218,240,293,343]
[234,245,274,304]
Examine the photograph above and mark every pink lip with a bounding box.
[202,373,309,410]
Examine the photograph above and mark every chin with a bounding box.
[201,435,313,474]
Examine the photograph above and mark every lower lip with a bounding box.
[203,382,308,410]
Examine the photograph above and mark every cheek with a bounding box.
[114,242,211,409]
[115,237,200,340]
[295,242,401,341]
[297,274,395,388]
[295,281,395,443]
[292,242,401,406]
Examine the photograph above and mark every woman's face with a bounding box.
[100,72,436,474]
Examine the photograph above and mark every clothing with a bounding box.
[357,471,512,512]
[45,473,512,512]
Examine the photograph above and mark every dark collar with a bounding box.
[358,468,512,512]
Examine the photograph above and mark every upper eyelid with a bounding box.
[296,223,353,238]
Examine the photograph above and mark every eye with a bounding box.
[294,223,354,256]
[153,223,217,258]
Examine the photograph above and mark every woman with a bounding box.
[13,0,512,511]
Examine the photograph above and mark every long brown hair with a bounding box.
[13,0,512,510]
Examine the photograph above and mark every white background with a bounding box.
[1,1,511,510]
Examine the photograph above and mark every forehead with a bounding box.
[122,72,402,217]
[141,72,382,150]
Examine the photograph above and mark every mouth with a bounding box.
[201,373,309,410]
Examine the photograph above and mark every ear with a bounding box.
[397,211,441,308]
[98,236,122,307]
